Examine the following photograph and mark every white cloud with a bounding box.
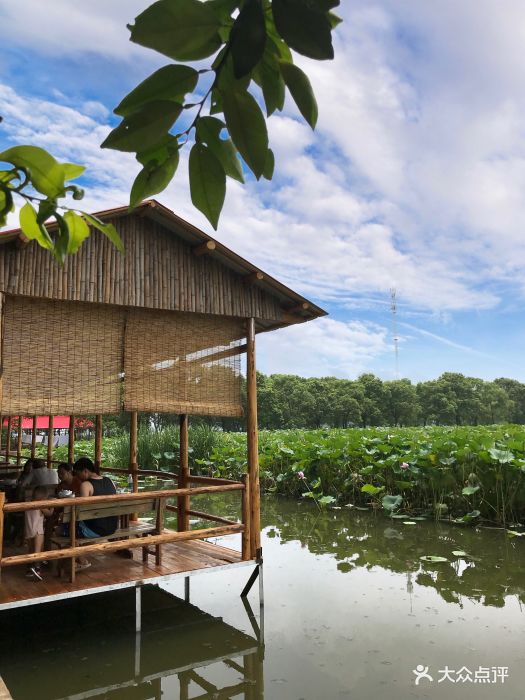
[0,1,149,60]
[256,318,390,378]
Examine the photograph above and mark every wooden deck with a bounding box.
[0,539,251,610]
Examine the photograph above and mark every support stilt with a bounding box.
[241,556,264,607]
[135,585,142,633]
[184,576,190,603]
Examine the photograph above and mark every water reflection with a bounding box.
[259,497,525,609]
[0,585,264,699]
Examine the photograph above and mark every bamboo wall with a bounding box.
[0,215,284,321]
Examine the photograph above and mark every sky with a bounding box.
[1,1,525,383]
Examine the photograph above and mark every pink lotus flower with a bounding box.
[400,462,409,470]
[297,471,306,479]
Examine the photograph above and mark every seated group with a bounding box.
[17,457,119,580]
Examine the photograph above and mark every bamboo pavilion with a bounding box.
[0,199,326,613]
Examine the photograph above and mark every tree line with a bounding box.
[255,372,525,429]
[101,372,525,434]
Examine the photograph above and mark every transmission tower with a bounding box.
[390,288,399,379]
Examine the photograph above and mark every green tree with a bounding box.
[355,373,388,427]
[384,379,419,426]
[494,378,525,423]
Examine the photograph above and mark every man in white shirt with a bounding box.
[27,459,59,487]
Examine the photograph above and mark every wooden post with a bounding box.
[70,505,76,583]
[177,414,190,532]
[68,416,75,463]
[47,415,54,469]
[129,411,139,522]
[5,417,11,465]
[246,318,261,558]
[129,411,138,493]
[241,473,251,561]
[31,415,37,459]
[16,415,23,466]
[0,491,4,582]
[0,413,3,452]
[95,415,103,471]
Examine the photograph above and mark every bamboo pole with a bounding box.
[0,413,3,452]
[241,473,251,561]
[178,414,190,531]
[246,318,260,558]
[5,484,245,513]
[16,415,23,466]
[0,491,4,582]
[129,411,138,493]
[68,415,75,463]
[47,415,54,469]
[31,415,37,459]
[0,523,244,567]
[95,415,103,471]
[5,417,11,465]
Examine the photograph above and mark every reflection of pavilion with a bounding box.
[0,585,264,700]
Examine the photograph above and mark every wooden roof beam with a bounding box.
[193,240,216,257]
[286,302,310,314]
[244,271,264,285]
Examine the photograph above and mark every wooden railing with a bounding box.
[0,477,252,578]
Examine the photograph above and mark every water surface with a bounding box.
[1,495,523,699]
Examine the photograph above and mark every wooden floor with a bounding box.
[0,539,250,610]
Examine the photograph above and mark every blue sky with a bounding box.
[1,1,525,382]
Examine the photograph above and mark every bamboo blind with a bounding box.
[0,296,244,417]
[0,296,124,414]
[123,309,244,416]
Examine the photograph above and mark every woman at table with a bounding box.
[56,462,82,496]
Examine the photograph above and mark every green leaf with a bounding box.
[272,0,334,60]
[19,202,53,250]
[130,151,180,209]
[462,485,480,496]
[262,148,274,180]
[102,101,183,153]
[0,145,65,198]
[62,163,86,180]
[280,61,318,128]
[222,89,268,178]
[82,213,124,253]
[230,0,266,79]
[488,447,514,463]
[420,555,449,563]
[318,495,336,505]
[382,494,402,512]
[0,188,14,226]
[361,483,384,496]
[207,0,238,21]
[53,213,70,265]
[255,51,285,116]
[189,143,226,229]
[114,65,199,117]
[129,0,222,61]
[63,211,90,254]
[452,550,469,556]
[136,135,180,167]
[328,11,343,28]
[196,117,244,182]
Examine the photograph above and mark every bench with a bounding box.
[51,496,166,582]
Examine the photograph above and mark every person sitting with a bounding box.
[26,458,59,488]
[56,462,82,496]
[25,485,54,580]
[73,458,118,538]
